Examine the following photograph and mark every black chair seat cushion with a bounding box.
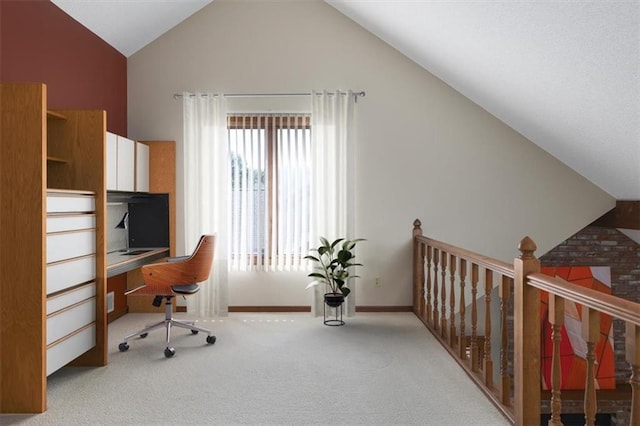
[171,283,201,294]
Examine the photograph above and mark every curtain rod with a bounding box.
[173,91,365,100]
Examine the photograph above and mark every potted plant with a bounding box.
[305,237,365,308]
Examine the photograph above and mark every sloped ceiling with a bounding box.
[50,0,213,57]
[51,0,640,200]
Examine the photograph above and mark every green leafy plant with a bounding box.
[304,237,365,297]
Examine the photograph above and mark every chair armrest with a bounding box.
[167,255,190,263]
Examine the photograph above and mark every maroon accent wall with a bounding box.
[0,0,127,134]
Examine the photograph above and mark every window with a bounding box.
[228,114,312,270]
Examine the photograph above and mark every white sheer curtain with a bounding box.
[274,115,313,271]
[310,90,357,317]
[182,93,229,317]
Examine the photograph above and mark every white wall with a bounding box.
[127,0,614,308]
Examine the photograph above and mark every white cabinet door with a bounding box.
[107,133,146,193]
[116,136,135,192]
[135,142,149,192]
[106,132,118,191]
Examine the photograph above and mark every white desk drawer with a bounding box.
[47,195,95,213]
[46,230,95,263]
[47,297,96,345]
[47,282,96,315]
[47,256,96,295]
[47,214,95,233]
[47,324,96,376]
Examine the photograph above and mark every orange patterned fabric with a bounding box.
[540,266,616,390]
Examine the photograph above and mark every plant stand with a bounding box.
[323,300,345,326]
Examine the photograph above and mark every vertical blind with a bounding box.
[228,114,312,271]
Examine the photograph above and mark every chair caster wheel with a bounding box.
[164,347,176,358]
[191,330,199,335]
[140,333,148,338]
[118,342,129,352]
[206,335,216,345]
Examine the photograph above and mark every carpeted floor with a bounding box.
[2,312,510,425]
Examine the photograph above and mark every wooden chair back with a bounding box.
[140,234,216,294]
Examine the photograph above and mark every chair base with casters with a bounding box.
[118,291,216,358]
[118,234,217,358]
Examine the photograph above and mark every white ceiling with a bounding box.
[51,0,640,200]
[51,0,213,57]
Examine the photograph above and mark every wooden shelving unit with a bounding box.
[0,83,107,413]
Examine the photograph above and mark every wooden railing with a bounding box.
[412,219,640,425]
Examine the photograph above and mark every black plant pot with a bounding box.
[323,292,345,326]
[324,292,345,307]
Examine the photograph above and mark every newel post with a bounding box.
[413,219,425,317]
[514,236,541,425]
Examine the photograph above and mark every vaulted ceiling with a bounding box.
[51,0,640,200]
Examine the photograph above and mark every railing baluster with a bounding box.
[433,248,440,331]
[548,294,564,426]
[627,323,640,426]
[484,269,493,388]
[471,263,479,372]
[441,252,448,339]
[426,245,432,327]
[458,258,467,360]
[500,275,511,407]
[582,307,599,425]
[449,254,457,347]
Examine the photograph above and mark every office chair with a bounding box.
[118,234,217,358]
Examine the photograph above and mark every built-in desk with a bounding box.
[105,143,175,322]
[107,247,170,277]
[106,247,169,322]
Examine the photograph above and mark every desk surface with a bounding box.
[107,247,169,277]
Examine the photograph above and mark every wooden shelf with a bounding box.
[47,110,67,120]
[47,155,70,164]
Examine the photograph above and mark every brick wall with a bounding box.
[539,226,639,425]
[540,226,640,303]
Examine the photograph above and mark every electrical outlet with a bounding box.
[375,277,381,287]
[107,291,115,313]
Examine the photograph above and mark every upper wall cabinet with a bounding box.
[107,132,148,192]
[116,135,135,191]
[106,132,118,190]
[135,142,149,192]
